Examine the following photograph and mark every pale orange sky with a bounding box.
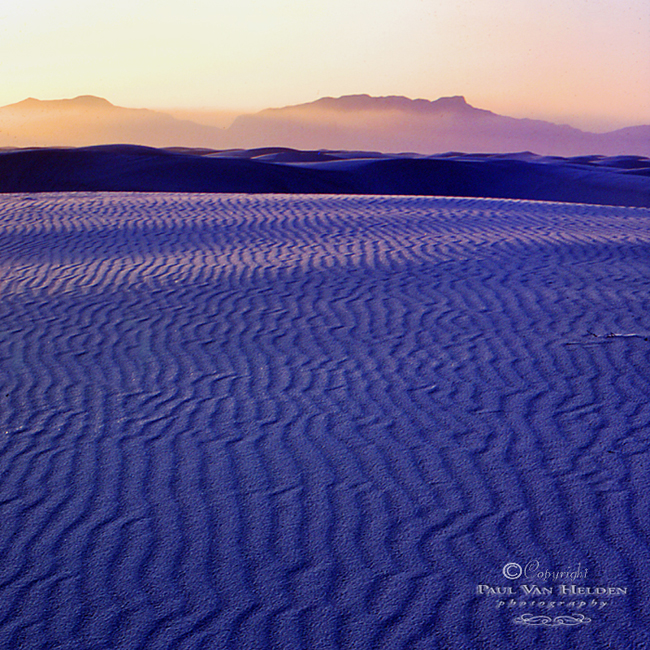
[1,0,649,130]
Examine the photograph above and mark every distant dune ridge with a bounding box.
[1,94,650,156]
[0,144,649,207]
[0,192,649,649]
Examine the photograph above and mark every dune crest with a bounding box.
[0,145,648,207]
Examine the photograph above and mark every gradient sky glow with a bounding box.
[2,0,649,129]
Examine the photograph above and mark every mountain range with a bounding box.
[1,94,649,156]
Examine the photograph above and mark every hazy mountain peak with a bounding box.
[432,95,468,108]
[8,95,115,110]
[69,95,115,107]
[280,94,480,114]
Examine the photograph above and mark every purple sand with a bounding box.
[0,193,648,649]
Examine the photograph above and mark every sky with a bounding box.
[1,0,649,130]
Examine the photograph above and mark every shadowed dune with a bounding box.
[0,193,649,649]
[0,145,649,207]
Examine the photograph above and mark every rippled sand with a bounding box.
[0,193,649,649]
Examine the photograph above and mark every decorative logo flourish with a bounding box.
[513,613,592,627]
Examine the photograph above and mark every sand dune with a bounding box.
[0,193,648,649]
[0,145,649,207]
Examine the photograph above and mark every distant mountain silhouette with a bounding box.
[1,94,649,156]
[286,94,486,114]
[0,95,226,148]
[12,95,114,110]
[229,95,650,156]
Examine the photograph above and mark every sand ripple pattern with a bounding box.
[0,193,648,649]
